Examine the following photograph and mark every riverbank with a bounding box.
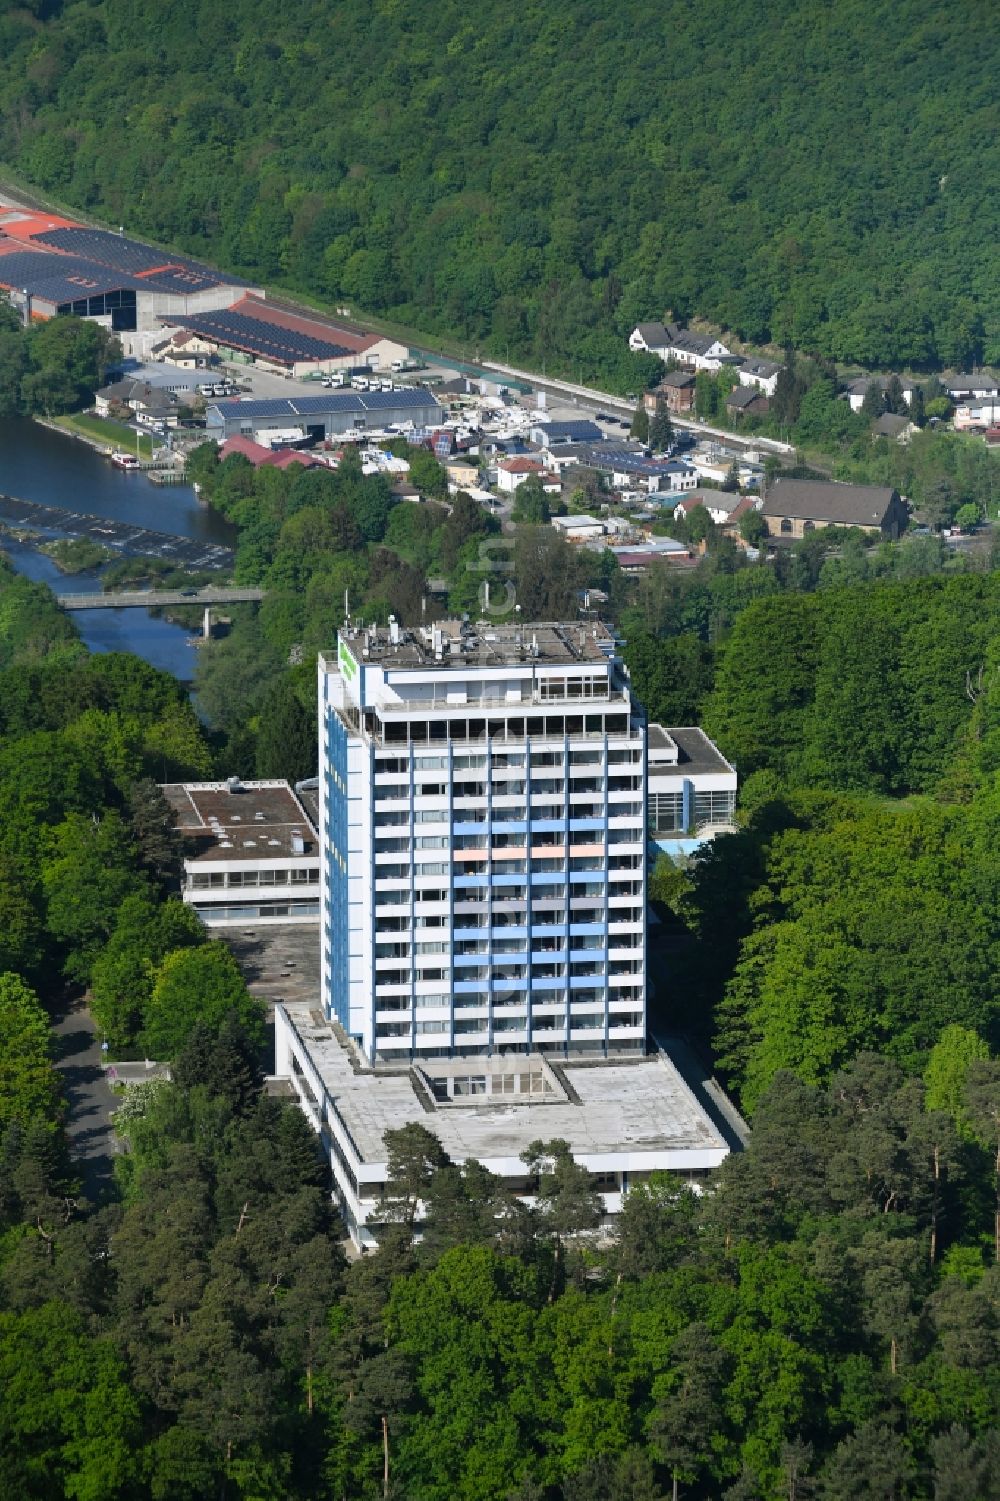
[0,417,238,681]
[42,412,157,459]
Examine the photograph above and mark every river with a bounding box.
[0,417,235,681]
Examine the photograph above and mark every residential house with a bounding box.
[496,457,562,495]
[218,435,324,471]
[944,372,1000,402]
[443,456,480,491]
[95,377,181,428]
[628,322,672,357]
[604,453,697,495]
[844,376,918,412]
[655,460,699,494]
[629,322,734,371]
[760,478,907,539]
[674,490,754,526]
[664,328,734,372]
[721,496,759,538]
[954,399,1000,432]
[153,328,218,366]
[645,370,696,415]
[872,412,918,443]
[529,419,604,447]
[737,357,783,398]
[726,385,769,417]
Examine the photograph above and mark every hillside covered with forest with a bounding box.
[1,0,998,379]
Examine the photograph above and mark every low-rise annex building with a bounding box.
[162,778,320,927]
[646,726,738,858]
[275,1000,735,1250]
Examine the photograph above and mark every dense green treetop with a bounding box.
[1,2,998,375]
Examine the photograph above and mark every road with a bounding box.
[51,1000,117,1203]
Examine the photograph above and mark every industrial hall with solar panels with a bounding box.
[0,199,410,379]
[0,205,256,331]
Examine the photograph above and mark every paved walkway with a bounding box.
[51,1000,118,1203]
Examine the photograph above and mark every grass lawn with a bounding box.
[53,412,157,458]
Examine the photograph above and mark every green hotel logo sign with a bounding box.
[338,639,357,682]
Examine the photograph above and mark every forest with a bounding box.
[1,1,999,380]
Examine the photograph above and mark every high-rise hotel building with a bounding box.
[319,619,647,1064]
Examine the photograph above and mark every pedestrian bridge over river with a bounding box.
[56,587,266,609]
[56,587,266,639]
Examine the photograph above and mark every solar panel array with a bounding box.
[170,308,353,365]
[541,420,604,441]
[32,227,233,286]
[0,250,145,302]
[212,388,441,419]
[137,267,220,294]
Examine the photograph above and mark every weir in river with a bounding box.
[0,492,235,571]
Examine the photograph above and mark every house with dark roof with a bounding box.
[628,322,673,356]
[629,321,733,372]
[737,357,784,398]
[872,412,917,443]
[94,378,181,427]
[664,328,734,371]
[944,372,1000,402]
[760,479,907,540]
[645,369,697,415]
[726,385,769,416]
[844,375,918,412]
[530,419,605,447]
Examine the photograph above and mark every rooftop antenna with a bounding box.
[344,587,350,625]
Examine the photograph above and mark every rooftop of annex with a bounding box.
[278,999,733,1176]
[648,725,736,779]
[161,777,319,864]
[329,618,623,674]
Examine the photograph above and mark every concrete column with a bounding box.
[202,606,212,639]
[274,1006,292,1077]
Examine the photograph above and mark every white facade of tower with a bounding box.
[319,620,647,1064]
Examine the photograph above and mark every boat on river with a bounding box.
[110,450,141,470]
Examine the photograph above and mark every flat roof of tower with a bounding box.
[329,620,621,672]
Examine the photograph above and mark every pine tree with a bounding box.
[648,403,674,451]
[254,676,315,783]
